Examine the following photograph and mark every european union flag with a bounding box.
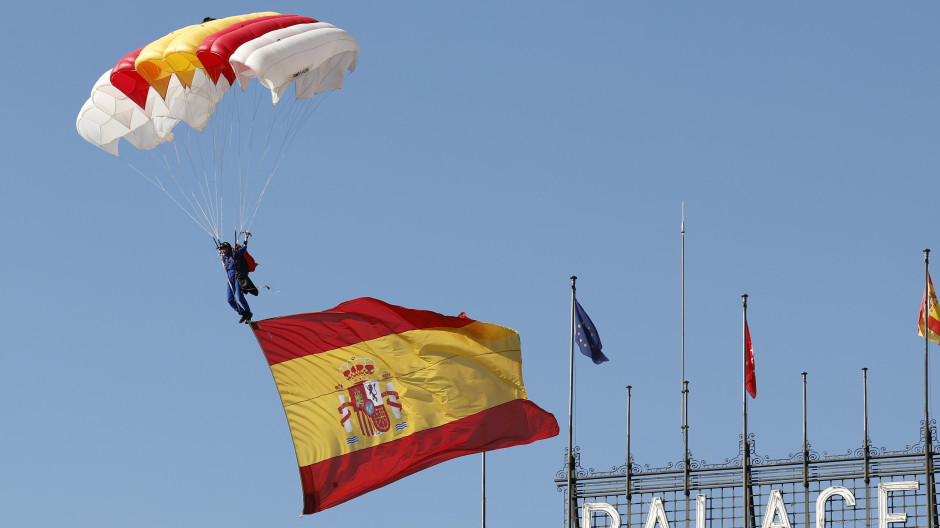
[575,300,608,364]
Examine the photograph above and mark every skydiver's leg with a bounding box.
[235,278,251,314]
[227,276,242,313]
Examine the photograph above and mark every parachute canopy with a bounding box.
[76,13,359,239]
[77,12,359,156]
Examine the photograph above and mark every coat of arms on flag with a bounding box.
[337,357,406,443]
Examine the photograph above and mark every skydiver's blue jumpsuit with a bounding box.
[223,246,251,315]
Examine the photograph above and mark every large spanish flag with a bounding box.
[250,297,559,514]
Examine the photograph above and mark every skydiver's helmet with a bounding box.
[219,242,232,254]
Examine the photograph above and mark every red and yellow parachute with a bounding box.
[76,13,359,238]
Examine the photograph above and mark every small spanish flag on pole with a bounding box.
[918,271,940,345]
[250,297,559,515]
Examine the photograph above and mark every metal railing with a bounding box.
[557,426,939,528]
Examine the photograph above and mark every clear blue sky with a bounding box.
[3,2,940,526]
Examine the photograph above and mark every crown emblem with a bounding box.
[340,357,376,381]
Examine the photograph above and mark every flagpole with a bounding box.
[863,367,872,525]
[680,202,691,504]
[625,385,632,504]
[923,249,937,528]
[568,275,578,528]
[742,293,752,528]
[801,372,810,528]
[681,202,687,430]
[681,204,691,511]
[481,452,486,528]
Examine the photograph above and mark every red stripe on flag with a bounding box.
[297,399,559,514]
[252,298,475,365]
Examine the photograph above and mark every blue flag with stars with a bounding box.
[575,300,608,364]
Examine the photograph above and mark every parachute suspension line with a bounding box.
[213,87,232,238]
[120,70,350,240]
[196,99,224,240]
[208,88,238,240]
[240,85,268,235]
[194,85,223,236]
[225,89,241,237]
[185,121,221,239]
[126,75,353,239]
[226,84,246,238]
[218,82,253,237]
[215,95,230,236]
[208,111,225,240]
[168,130,221,239]
[124,159,216,239]
[154,143,217,237]
[146,122,223,240]
[173,140,221,239]
[249,99,319,229]
[246,91,284,230]
[243,87,331,231]
[248,94,322,218]
[239,83,284,234]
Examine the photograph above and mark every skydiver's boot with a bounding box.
[239,312,250,324]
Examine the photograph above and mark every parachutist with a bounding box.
[219,234,259,324]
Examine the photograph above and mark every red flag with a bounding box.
[745,322,757,399]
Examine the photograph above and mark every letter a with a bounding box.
[760,489,792,528]
[645,497,672,528]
